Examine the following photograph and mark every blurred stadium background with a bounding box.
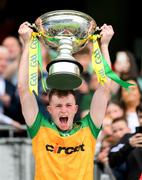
[0,0,142,179]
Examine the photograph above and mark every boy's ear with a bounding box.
[75,105,78,113]
[47,105,51,113]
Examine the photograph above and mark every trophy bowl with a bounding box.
[34,10,97,90]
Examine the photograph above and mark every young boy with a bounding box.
[18,22,114,180]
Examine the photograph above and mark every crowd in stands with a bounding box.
[0,34,142,179]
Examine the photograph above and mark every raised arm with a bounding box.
[90,24,114,128]
[18,22,39,127]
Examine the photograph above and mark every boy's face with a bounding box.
[106,103,124,119]
[112,121,130,142]
[47,94,78,131]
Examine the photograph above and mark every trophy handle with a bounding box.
[95,26,101,32]
[28,23,38,32]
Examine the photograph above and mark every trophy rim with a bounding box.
[39,9,96,24]
[35,9,97,52]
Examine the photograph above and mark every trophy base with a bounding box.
[46,73,82,90]
[46,59,83,90]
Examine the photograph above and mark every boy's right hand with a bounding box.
[18,22,33,45]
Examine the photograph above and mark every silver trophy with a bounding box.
[33,10,97,90]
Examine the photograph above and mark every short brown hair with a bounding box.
[48,89,76,103]
[112,117,128,125]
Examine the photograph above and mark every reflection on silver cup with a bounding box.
[34,10,97,90]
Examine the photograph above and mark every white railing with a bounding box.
[0,125,34,180]
[0,124,27,137]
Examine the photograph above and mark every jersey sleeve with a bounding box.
[82,113,102,139]
[27,111,44,139]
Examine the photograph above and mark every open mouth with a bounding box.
[59,116,68,124]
